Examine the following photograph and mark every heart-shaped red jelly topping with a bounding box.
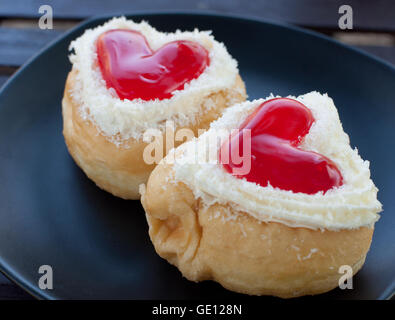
[220,98,343,194]
[96,29,210,101]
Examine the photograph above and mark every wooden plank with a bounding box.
[0,27,61,67]
[1,18,78,30]
[0,0,395,31]
[0,27,393,69]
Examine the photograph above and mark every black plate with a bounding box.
[0,12,394,300]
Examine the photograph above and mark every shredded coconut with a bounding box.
[68,17,240,142]
[172,92,382,230]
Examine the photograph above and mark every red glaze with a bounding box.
[96,29,210,101]
[220,98,343,194]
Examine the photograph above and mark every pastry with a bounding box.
[141,92,382,298]
[62,17,246,199]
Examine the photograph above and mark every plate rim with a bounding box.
[0,10,394,300]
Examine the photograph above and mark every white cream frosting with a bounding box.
[171,92,382,230]
[68,17,240,142]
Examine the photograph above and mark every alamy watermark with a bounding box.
[142,120,252,176]
[38,5,53,30]
[338,5,353,30]
[38,264,53,290]
[338,265,353,289]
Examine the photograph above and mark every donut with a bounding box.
[141,92,382,298]
[62,17,246,199]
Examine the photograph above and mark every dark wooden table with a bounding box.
[0,0,394,300]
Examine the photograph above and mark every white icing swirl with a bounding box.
[68,17,240,141]
[173,92,382,230]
